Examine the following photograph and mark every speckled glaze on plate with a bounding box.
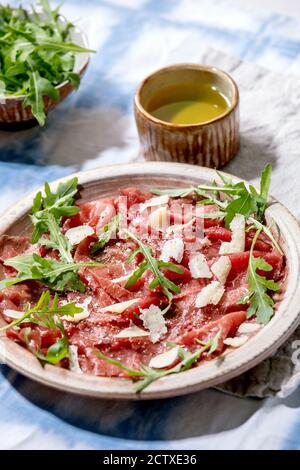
[0,162,299,400]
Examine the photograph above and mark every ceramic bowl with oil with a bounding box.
[134,64,239,168]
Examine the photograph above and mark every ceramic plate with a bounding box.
[1,162,300,399]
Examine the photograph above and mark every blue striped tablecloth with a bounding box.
[1,0,300,450]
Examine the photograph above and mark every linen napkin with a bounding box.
[197,48,300,398]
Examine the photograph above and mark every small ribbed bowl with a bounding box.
[0,16,90,130]
[134,64,239,168]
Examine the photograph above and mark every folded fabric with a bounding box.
[199,48,300,398]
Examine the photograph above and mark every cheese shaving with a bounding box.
[140,305,167,343]
[165,218,194,236]
[223,335,248,348]
[69,345,82,373]
[160,238,184,263]
[139,195,169,212]
[65,225,94,246]
[61,297,92,323]
[149,346,179,369]
[195,281,225,308]
[237,322,261,334]
[211,256,231,284]
[148,206,168,231]
[219,214,245,255]
[189,253,212,279]
[115,323,150,338]
[100,298,140,314]
[3,309,24,319]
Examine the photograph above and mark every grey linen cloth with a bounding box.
[196,48,300,398]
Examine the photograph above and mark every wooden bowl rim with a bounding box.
[0,161,299,400]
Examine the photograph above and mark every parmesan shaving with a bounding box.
[211,256,231,284]
[189,253,212,279]
[160,238,184,263]
[100,298,140,314]
[139,195,169,212]
[62,311,90,323]
[165,218,194,236]
[140,305,167,343]
[195,281,225,308]
[148,206,168,231]
[62,297,92,323]
[149,346,179,369]
[3,309,24,319]
[69,345,82,373]
[223,335,248,348]
[219,214,245,255]
[237,322,261,334]
[65,225,94,246]
[115,323,149,338]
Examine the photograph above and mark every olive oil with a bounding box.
[148,83,229,125]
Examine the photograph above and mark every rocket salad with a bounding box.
[0,0,93,125]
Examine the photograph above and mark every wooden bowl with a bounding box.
[0,162,300,400]
[134,64,240,168]
[0,16,90,130]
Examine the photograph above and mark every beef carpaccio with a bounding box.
[0,170,286,391]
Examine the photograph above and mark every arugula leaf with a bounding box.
[31,178,79,242]
[239,229,280,324]
[0,79,6,96]
[39,212,73,263]
[196,166,272,226]
[43,336,69,364]
[36,40,94,54]
[31,177,79,262]
[30,334,70,365]
[223,187,258,226]
[0,177,104,293]
[248,217,283,255]
[196,189,227,210]
[23,70,59,126]
[94,332,219,393]
[38,0,58,30]
[151,165,282,252]
[258,163,272,219]
[151,165,272,226]
[0,253,102,293]
[196,331,220,352]
[151,187,195,198]
[9,39,36,62]
[90,215,121,255]
[0,290,82,332]
[124,230,183,302]
[0,2,94,125]
[195,210,225,220]
[68,72,80,89]
[11,290,81,365]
